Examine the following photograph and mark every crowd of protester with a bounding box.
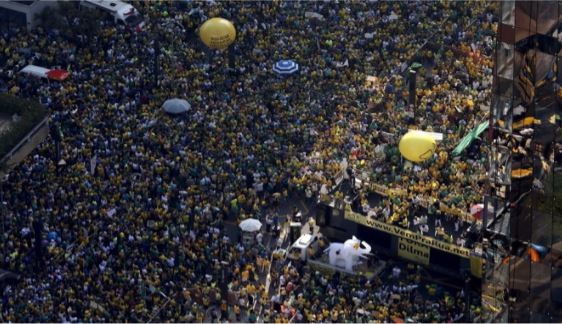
[288,1,496,241]
[0,0,494,322]
[267,260,479,323]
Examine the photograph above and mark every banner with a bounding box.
[397,238,430,265]
[470,255,483,278]
[386,187,407,198]
[344,206,471,258]
[439,202,472,221]
[372,184,387,196]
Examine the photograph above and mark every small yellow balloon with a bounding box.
[199,17,236,50]
[398,131,437,163]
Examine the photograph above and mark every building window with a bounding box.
[0,8,27,32]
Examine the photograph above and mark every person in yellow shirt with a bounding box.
[261,257,270,273]
[246,283,256,296]
[241,268,250,282]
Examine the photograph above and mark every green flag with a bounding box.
[452,121,489,156]
[409,62,423,70]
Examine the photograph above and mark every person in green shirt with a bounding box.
[248,309,257,323]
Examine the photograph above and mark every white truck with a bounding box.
[287,233,326,262]
[80,0,145,31]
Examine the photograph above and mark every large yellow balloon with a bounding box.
[398,131,437,163]
[199,18,236,50]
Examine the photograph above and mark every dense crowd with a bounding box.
[267,260,478,323]
[0,0,494,322]
[287,1,495,241]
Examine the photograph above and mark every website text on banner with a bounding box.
[344,206,471,258]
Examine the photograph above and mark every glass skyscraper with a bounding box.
[484,1,562,322]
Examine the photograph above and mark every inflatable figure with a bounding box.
[325,236,372,272]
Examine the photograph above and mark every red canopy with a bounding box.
[391,316,404,324]
[46,69,70,81]
[470,203,484,220]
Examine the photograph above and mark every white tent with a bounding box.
[19,65,70,81]
[19,65,50,79]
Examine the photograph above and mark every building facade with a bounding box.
[484,1,562,322]
[0,1,58,32]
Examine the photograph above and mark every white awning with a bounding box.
[407,129,444,141]
[19,65,50,79]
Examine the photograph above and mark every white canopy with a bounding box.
[305,11,325,21]
[19,65,50,79]
[162,98,191,114]
[19,65,70,81]
[239,218,262,232]
[407,129,444,142]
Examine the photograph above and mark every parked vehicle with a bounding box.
[287,234,326,261]
[80,0,144,31]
